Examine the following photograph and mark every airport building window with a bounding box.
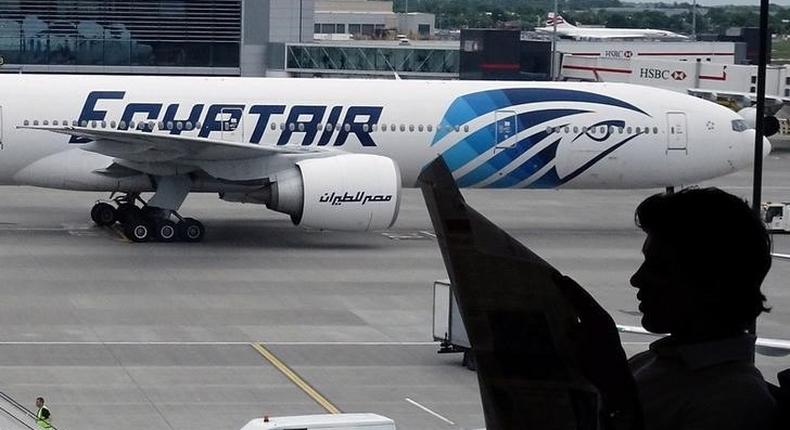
[349,24,361,34]
[314,24,321,33]
[0,0,241,69]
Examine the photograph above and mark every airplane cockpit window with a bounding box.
[732,119,749,132]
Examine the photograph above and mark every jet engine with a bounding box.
[265,154,401,231]
[738,107,780,137]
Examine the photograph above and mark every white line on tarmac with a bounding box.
[405,398,455,426]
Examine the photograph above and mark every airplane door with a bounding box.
[666,112,688,151]
[494,110,518,153]
[220,107,244,143]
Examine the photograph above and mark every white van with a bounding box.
[240,413,396,430]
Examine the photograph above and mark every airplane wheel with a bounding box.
[155,219,177,242]
[177,218,205,243]
[91,202,116,226]
[124,218,153,243]
[117,203,142,224]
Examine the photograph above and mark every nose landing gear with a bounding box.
[90,193,205,243]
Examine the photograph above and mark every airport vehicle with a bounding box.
[0,74,766,242]
[239,413,395,430]
[763,202,790,233]
[536,13,687,41]
[432,279,474,369]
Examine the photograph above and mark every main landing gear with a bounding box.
[90,193,205,243]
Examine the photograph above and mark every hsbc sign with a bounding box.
[604,50,634,59]
[639,68,687,81]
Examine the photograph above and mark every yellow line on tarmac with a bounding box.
[250,342,341,414]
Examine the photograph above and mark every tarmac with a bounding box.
[1,151,789,430]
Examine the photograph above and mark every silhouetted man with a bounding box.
[628,188,776,429]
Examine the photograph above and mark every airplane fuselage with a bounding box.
[0,75,762,192]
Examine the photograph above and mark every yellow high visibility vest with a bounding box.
[36,406,52,429]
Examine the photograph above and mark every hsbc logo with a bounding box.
[640,68,687,81]
[604,50,634,59]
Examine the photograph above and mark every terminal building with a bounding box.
[0,0,746,81]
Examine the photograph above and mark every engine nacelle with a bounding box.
[268,154,402,231]
[738,107,780,137]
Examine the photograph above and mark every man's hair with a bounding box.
[635,187,771,328]
[36,397,44,403]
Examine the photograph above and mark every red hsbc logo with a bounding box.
[671,70,687,80]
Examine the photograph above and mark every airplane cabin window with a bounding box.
[43,120,49,126]
[391,124,396,132]
[53,120,60,126]
[119,121,127,129]
[363,124,369,132]
[23,120,29,126]
[102,121,107,128]
[627,127,632,134]
[344,124,351,132]
[289,123,295,131]
[380,123,386,130]
[298,123,305,132]
[618,127,624,134]
[110,121,117,128]
[653,127,659,134]
[573,126,579,133]
[166,122,173,130]
[635,127,641,134]
[317,123,324,131]
[33,120,40,126]
[270,122,277,130]
[418,124,424,132]
[371,124,377,132]
[195,122,202,130]
[564,127,569,133]
[80,120,87,127]
[463,125,469,132]
[581,126,587,133]
[427,125,433,132]
[279,123,285,130]
[454,125,460,132]
[400,124,406,132]
[409,124,415,132]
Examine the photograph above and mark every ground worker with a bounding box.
[35,397,51,429]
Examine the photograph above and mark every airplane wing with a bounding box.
[688,89,788,113]
[617,324,790,356]
[772,253,790,261]
[20,125,332,163]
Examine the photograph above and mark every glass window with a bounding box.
[627,127,633,134]
[321,24,335,34]
[409,124,415,132]
[400,124,406,132]
[349,24,361,34]
[653,127,658,134]
[315,24,321,33]
[464,125,469,132]
[270,122,277,130]
[344,124,351,132]
[23,120,29,126]
[317,123,324,131]
[731,119,748,132]
[326,123,333,132]
[337,24,346,33]
[427,125,433,132]
[298,123,305,132]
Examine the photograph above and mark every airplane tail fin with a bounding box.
[546,13,575,28]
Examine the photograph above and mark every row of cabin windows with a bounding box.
[24,119,660,136]
[548,125,661,135]
[23,119,473,134]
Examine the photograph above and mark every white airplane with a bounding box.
[536,13,687,41]
[0,74,765,242]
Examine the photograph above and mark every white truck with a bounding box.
[432,279,475,369]
[763,202,790,233]
[240,413,395,430]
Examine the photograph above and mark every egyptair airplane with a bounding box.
[536,13,687,41]
[0,74,766,242]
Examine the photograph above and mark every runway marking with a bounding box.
[251,342,342,415]
[405,398,455,425]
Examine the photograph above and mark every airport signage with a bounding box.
[604,50,633,59]
[639,68,688,81]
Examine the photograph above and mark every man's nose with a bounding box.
[630,264,644,288]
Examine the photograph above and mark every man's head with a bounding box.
[35,397,44,408]
[630,188,771,337]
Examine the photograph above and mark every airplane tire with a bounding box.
[124,218,153,243]
[155,219,177,242]
[117,203,142,224]
[177,218,205,243]
[91,202,116,226]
